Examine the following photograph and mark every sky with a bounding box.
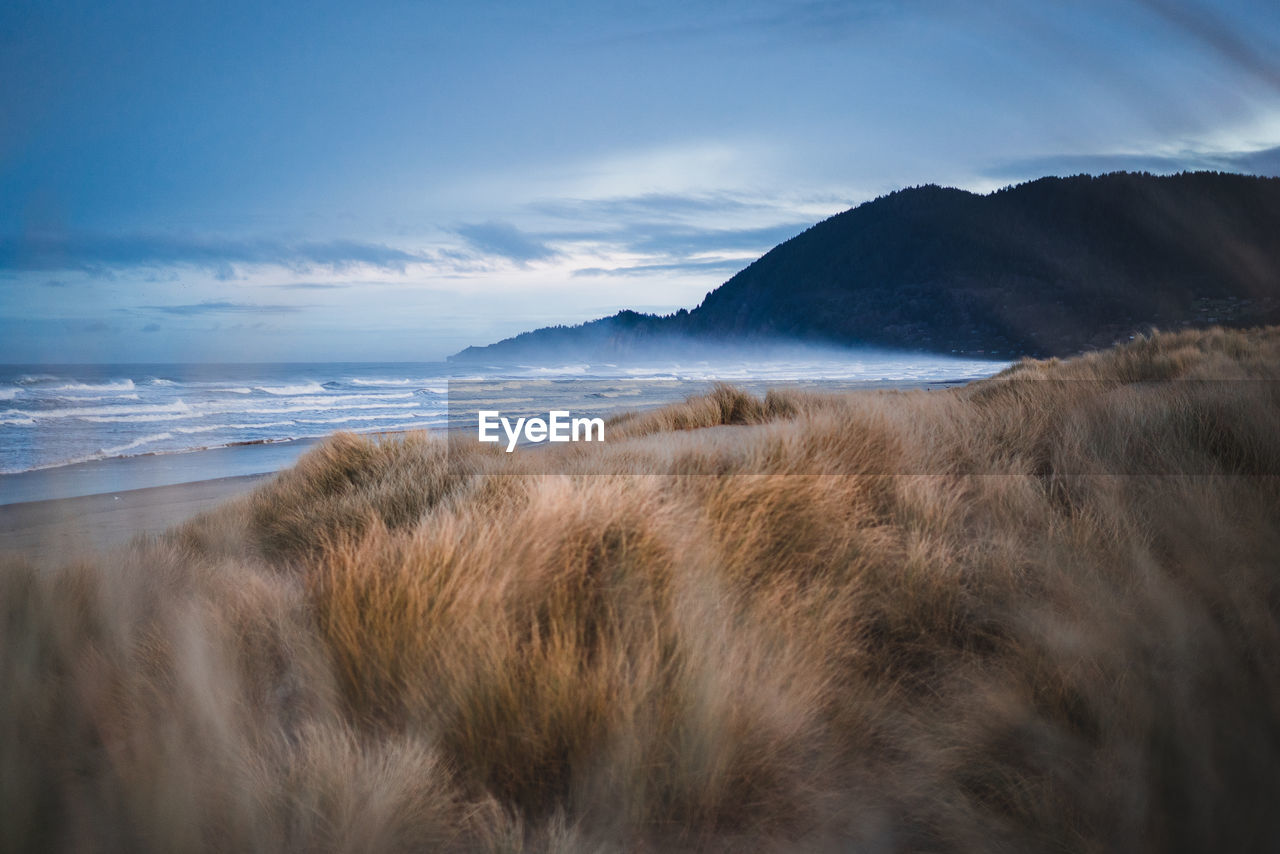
[2,0,1279,363]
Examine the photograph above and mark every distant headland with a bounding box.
[451,171,1280,363]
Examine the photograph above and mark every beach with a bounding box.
[0,473,270,568]
[0,436,324,566]
[0,375,993,567]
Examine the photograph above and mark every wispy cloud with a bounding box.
[1223,145,1280,176]
[0,233,431,276]
[986,143,1280,181]
[454,221,560,264]
[622,223,811,256]
[1135,0,1280,94]
[537,190,830,228]
[545,221,811,264]
[529,192,773,222]
[573,259,752,278]
[138,300,304,316]
[513,191,819,278]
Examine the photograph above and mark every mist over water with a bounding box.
[0,348,1009,474]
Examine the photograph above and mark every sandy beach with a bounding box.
[0,434,324,566]
[0,473,270,568]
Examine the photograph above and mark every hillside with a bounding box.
[453,172,1280,362]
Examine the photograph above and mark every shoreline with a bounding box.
[0,435,326,506]
[0,377,988,567]
[1,377,981,506]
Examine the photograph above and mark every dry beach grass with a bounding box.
[4,326,1280,851]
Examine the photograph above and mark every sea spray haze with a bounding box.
[3,327,1280,851]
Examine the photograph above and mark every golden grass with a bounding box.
[4,326,1280,851]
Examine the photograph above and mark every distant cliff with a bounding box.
[452,172,1280,362]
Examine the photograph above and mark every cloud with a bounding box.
[269,280,431,290]
[0,233,431,276]
[543,221,811,257]
[986,144,1280,181]
[623,223,811,256]
[1224,145,1280,177]
[475,191,822,279]
[142,323,161,332]
[530,192,771,222]
[573,259,753,278]
[454,221,560,263]
[139,300,304,316]
[559,221,806,279]
[1135,0,1280,94]
[526,189,831,257]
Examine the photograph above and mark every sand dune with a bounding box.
[3,327,1280,852]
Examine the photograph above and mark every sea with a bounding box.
[0,353,1009,502]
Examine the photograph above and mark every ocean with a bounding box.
[0,353,1009,497]
[0,362,453,475]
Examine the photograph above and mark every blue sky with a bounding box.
[3,0,1278,362]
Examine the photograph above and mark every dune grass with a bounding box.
[4,326,1280,852]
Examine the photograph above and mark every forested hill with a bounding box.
[452,172,1280,362]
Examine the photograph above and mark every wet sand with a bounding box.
[0,473,270,568]
[0,437,321,506]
